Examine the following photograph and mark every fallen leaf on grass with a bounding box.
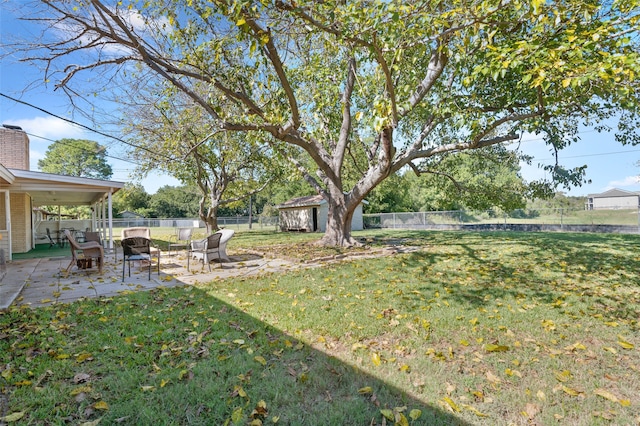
[561,385,583,397]
[371,352,382,366]
[617,336,634,350]
[358,386,373,395]
[462,404,488,417]
[0,411,25,422]
[440,396,461,412]
[485,370,501,385]
[484,344,509,352]
[594,388,631,406]
[554,370,572,382]
[522,403,540,419]
[409,409,422,421]
[94,400,109,410]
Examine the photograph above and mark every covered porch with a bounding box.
[0,167,124,262]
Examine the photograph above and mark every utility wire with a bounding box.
[5,92,638,165]
[25,131,145,166]
[1,92,170,162]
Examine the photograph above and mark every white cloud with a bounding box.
[605,176,640,190]
[10,116,89,141]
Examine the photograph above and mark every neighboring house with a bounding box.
[0,125,124,260]
[277,194,366,232]
[586,188,640,210]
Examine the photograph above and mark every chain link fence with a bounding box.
[110,216,280,231]
[364,207,640,234]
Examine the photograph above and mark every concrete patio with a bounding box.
[0,249,298,309]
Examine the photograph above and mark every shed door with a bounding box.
[312,208,318,232]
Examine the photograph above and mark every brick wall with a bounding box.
[10,193,31,253]
[0,127,30,170]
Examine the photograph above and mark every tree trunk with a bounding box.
[200,203,219,234]
[319,197,359,247]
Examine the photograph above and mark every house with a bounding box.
[0,125,125,261]
[586,188,640,210]
[276,194,366,232]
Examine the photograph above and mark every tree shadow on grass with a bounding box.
[398,231,640,322]
[0,287,472,425]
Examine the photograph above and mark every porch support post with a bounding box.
[101,196,107,245]
[3,190,11,261]
[107,189,114,251]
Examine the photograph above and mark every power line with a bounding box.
[1,92,170,162]
[534,148,640,162]
[25,131,145,167]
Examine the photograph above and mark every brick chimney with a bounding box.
[0,125,30,171]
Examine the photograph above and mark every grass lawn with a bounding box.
[1,230,639,425]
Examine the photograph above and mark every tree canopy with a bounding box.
[16,0,640,245]
[38,138,113,180]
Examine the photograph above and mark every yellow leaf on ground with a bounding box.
[561,385,582,396]
[462,404,488,417]
[231,407,243,423]
[94,400,109,410]
[371,352,381,366]
[441,396,461,412]
[0,411,25,422]
[594,388,619,403]
[484,344,509,352]
[358,386,373,395]
[380,409,395,420]
[254,356,267,366]
[617,336,634,350]
[70,385,92,396]
[409,409,422,421]
[554,370,572,382]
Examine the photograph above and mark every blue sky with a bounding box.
[1,2,639,197]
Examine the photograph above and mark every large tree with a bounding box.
[122,90,278,231]
[38,138,113,180]
[17,0,640,245]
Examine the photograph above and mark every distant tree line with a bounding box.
[113,177,587,219]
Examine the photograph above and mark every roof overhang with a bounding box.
[7,169,125,206]
[0,164,15,185]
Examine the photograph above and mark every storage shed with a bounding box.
[277,195,366,232]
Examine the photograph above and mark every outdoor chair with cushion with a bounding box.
[63,229,104,274]
[121,237,159,281]
[190,233,222,271]
[121,227,159,259]
[168,227,193,256]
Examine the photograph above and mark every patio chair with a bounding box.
[121,227,160,258]
[121,237,159,281]
[190,233,222,271]
[168,228,192,256]
[45,228,57,248]
[63,229,104,274]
